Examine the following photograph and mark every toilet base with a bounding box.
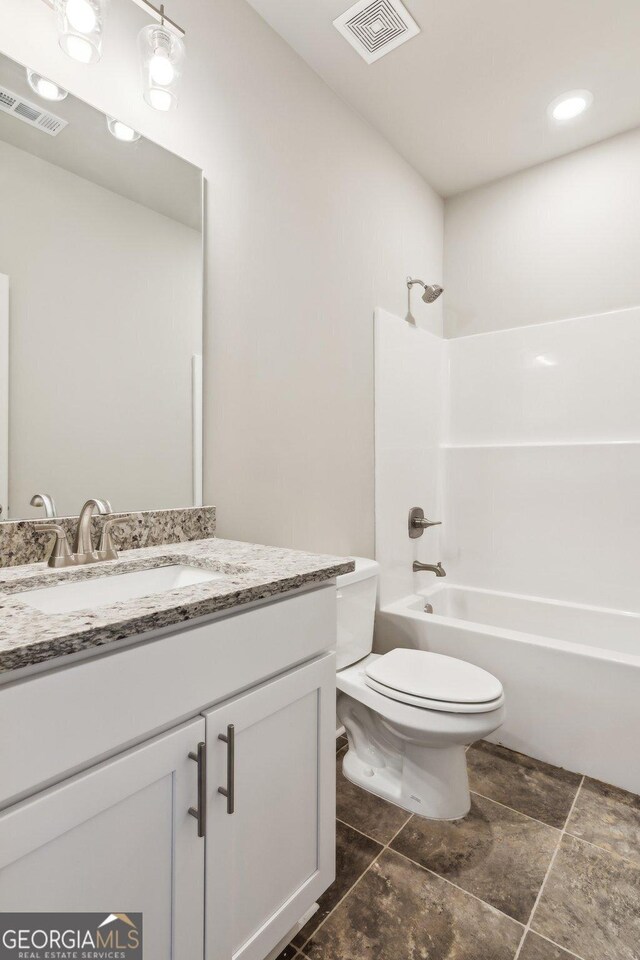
[336,659,505,821]
[341,741,471,821]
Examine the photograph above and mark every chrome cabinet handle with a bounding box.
[188,741,206,838]
[217,724,235,815]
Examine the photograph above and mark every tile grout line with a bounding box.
[469,788,567,831]
[512,775,585,960]
[336,786,579,933]
[294,809,413,956]
[386,844,526,928]
[329,746,630,960]
[564,828,640,869]
[301,812,592,960]
[340,780,566,848]
[335,815,387,845]
[471,766,640,867]
[528,929,589,960]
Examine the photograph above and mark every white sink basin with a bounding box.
[17,564,223,615]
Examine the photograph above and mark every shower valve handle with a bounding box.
[408,507,441,539]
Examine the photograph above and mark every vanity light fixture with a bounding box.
[548,90,593,122]
[26,68,68,102]
[41,0,186,110]
[106,116,141,142]
[54,0,107,64]
[138,7,185,112]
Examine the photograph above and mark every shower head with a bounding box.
[421,284,443,303]
[407,277,444,303]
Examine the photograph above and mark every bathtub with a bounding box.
[376,584,640,794]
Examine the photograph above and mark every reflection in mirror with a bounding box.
[0,51,203,521]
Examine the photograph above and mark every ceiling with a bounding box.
[0,51,202,229]
[245,0,640,196]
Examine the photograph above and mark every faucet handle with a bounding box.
[408,507,442,539]
[38,523,76,568]
[97,516,127,562]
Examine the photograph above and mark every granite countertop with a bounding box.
[0,538,355,675]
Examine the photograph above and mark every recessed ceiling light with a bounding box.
[106,117,141,142]
[26,68,68,102]
[548,90,593,122]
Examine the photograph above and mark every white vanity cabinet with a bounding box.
[205,654,336,960]
[0,718,206,959]
[0,584,337,960]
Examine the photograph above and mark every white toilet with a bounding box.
[335,558,505,820]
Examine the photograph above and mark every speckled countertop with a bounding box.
[0,538,354,675]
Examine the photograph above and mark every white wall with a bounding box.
[444,127,640,337]
[0,0,443,555]
[0,138,201,519]
[443,307,640,612]
[374,307,640,613]
[374,309,445,606]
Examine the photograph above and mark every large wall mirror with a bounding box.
[0,50,203,521]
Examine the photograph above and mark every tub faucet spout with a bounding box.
[413,560,446,577]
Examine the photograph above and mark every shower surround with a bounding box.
[374,306,640,793]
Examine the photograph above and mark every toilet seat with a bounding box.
[338,653,505,743]
[364,649,504,714]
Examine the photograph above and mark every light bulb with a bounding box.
[65,0,97,33]
[553,97,586,120]
[63,34,94,63]
[26,69,68,102]
[55,0,106,64]
[107,117,141,142]
[149,88,172,111]
[139,24,185,112]
[548,90,593,122]
[149,52,175,86]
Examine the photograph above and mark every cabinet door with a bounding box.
[0,718,205,960]
[204,654,336,960]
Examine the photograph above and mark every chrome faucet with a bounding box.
[40,498,125,569]
[413,560,446,577]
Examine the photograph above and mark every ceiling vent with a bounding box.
[0,85,68,137]
[333,0,420,64]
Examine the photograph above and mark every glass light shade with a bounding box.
[55,0,107,65]
[138,24,185,112]
[26,69,68,102]
[106,117,141,142]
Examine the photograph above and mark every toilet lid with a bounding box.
[365,649,503,706]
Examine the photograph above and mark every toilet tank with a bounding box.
[335,557,379,670]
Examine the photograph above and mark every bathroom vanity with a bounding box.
[0,39,356,958]
[0,536,353,960]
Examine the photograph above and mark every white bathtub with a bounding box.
[376,584,640,794]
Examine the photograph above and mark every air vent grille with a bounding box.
[0,85,68,137]
[333,0,420,63]
[0,90,17,109]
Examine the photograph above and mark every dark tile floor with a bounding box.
[277,738,640,960]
